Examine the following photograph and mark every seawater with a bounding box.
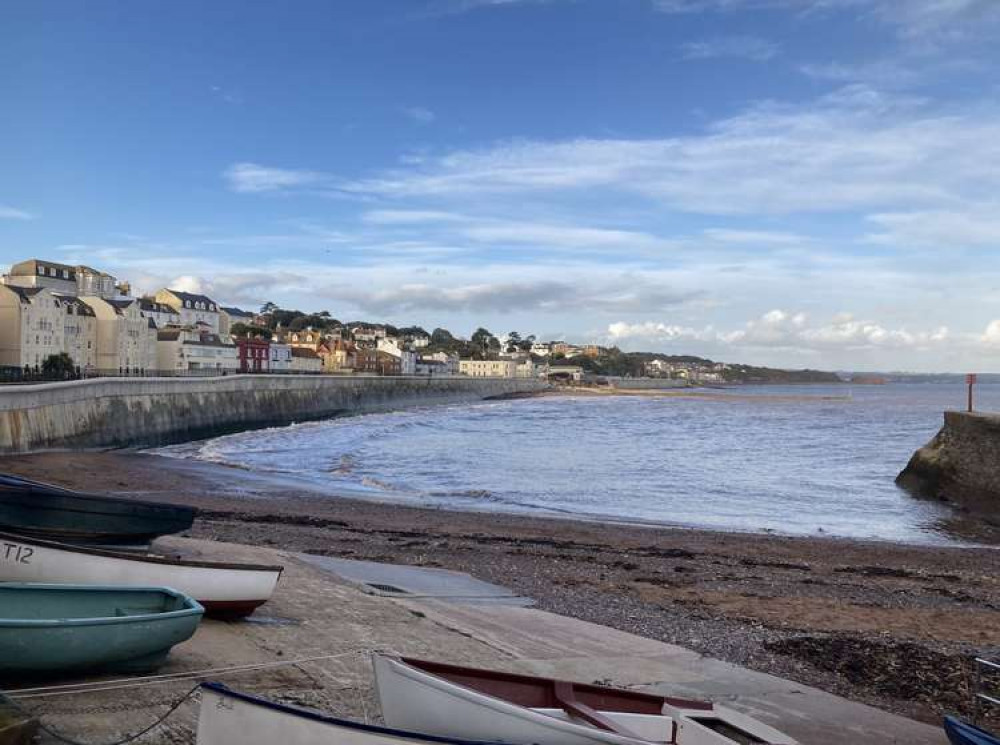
[155,383,1000,545]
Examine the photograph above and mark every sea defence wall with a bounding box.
[896,411,1000,507]
[605,377,689,390]
[0,374,547,453]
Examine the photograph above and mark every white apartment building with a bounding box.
[219,306,255,339]
[154,289,221,334]
[3,259,121,299]
[59,296,98,371]
[156,328,239,372]
[80,297,158,373]
[376,338,417,375]
[459,359,518,378]
[530,342,551,357]
[138,298,181,330]
[0,286,66,369]
[420,351,460,374]
[269,341,292,371]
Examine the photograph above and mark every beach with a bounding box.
[2,448,997,726]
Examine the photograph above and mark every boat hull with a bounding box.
[197,683,503,745]
[373,656,797,745]
[0,474,195,545]
[944,717,1000,745]
[0,532,282,619]
[0,584,203,676]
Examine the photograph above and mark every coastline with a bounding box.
[1,448,997,725]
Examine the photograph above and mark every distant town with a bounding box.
[0,258,840,384]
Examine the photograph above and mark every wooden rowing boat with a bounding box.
[0,531,282,619]
[0,584,202,676]
[373,655,798,745]
[197,682,506,745]
[0,473,195,546]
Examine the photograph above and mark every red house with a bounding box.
[236,337,269,373]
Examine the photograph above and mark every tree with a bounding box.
[259,301,278,315]
[470,327,500,358]
[230,323,272,340]
[505,331,521,353]
[518,334,536,352]
[42,352,76,379]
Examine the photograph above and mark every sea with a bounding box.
[155,383,1000,546]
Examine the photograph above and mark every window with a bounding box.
[37,266,44,275]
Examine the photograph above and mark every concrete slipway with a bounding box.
[5,538,946,745]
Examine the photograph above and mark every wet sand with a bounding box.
[2,449,998,725]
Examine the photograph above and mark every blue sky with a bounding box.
[3,0,1000,371]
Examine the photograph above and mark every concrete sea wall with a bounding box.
[896,411,1000,508]
[0,374,547,453]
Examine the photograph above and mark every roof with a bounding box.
[157,329,183,341]
[290,347,320,359]
[3,285,44,302]
[8,259,77,278]
[52,293,97,317]
[139,298,179,314]
[220,306,253,317]
[164,289,219,309]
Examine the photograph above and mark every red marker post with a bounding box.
[967,373,977,412]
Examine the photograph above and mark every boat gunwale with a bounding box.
[395,655,714,712]
[0,583,205,628]
[377,656,659,745]
[200,682,506,745]
[0,531,284,573]
[0,474,199,516]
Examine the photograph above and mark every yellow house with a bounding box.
[79,297,157,373]
[0,285,66,369]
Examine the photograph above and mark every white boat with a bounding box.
[0,531,282,618]
[373,655,798,745]
[197,682,506,745]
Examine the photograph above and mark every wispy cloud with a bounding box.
[680,35,779,61]
[402,106,436,124]
[224,162,328,194]
[0,205,35,221]
[329,85,1000,218]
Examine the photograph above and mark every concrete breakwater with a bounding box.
[897,411,1000,509]
[0,374,547,453]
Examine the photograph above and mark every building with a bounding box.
[156,327,239,372]
[219,306,255,339]
[154,289,221,334]
[58,296,98,372]
[349,325,387,343]
[0,285,67,370]
[356,348,401,375]
[289,346,322,373]
[530,342,551,357]
[377,338,417,375]
[269,342,292,371]
[284,327,327,350]
[321,338,356,372]
[415,358,449,376]
[138,298,181,331]
[79,297,157,373]
[3,259,122,299]
[420,351,459,374]
[547,365,584,382]
[458,359,518,378]
[236,337,269,373]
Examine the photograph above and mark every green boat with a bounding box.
[0,584,204,677]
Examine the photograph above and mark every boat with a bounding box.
[944,717,1000,745]
[373,655,798,745]
[0,583,203,676]
[0,531,283,618]
[197,682,506,745]
[0,473,196,546]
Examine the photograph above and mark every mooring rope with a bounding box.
[2,648,378,745]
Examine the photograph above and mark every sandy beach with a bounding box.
[1,448,997,726]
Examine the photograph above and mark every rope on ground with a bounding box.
[5,650,368,699]
[5,684,200,745]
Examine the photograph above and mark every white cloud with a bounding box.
[402,106,436,124]
[983,320,1000,347]
[362,210,466,225]
[865,207,1000,248]
[702,228,808,245]
[0,205,35,220]
[608,309,951,353]
[461,222,671,252]
[680,35,779,61]
[224,162,327,194]
[335,85,1000,217]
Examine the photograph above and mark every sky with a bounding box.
[2,0,1000,372]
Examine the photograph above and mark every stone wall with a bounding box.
[896,411,1000,507]
[0,374,547,453]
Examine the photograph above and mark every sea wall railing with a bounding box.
[975,657,1000,723]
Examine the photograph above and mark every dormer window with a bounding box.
[185,301,191,308]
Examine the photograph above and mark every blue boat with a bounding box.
[0,473,195,546]
[945,717,1000,745]
[0,583,203,676]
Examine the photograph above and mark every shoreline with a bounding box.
[0,448,998,726]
